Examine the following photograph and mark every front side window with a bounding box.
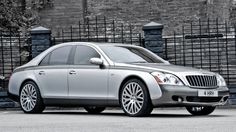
[39,46,71,65]
[74,45,100,65]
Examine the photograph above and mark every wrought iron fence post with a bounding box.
[113,20,115,43]
[129,24,133,45]
[87,18,90,41]
[104,16,107,42]
[190,22,194,67]
[164,38,168,60]
[70,26,73,42]
[96,17,98,42]
[121,23,124,43]
[9,27,13,71]
[225,21,229,84]
[235,24,236,57]
[174,31,177,64]
[182,26,186,66]
[0,31,5,89]
[199,19,203,68]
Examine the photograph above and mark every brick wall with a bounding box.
[37,0,83,35]
[37,0,232,35]
[87,0,231,35]
[230,0,236,25]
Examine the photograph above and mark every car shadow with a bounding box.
[147,113,228,118]
[40,111,229,118]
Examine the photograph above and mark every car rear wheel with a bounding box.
[20,81,45,113]
[120,79,153,117]
[84,106,106,114]
[186,106,216,116]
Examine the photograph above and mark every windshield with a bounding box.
[100,46,165,63]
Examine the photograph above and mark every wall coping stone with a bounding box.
[31,26,51,34]
[143,22,163,30]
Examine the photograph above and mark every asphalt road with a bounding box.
[0,108,235,132]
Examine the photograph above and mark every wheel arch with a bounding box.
[19,79,39,95]
[118,75,152,106]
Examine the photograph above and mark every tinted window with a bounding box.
[49,46,71,65]
[74,45,100,65]
[39,53,50,66]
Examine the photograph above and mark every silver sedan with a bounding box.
[8,42,229,117]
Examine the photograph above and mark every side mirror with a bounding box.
[89,58,103,65]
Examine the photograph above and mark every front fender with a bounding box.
[108,69,162,104]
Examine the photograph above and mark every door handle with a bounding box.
[38,71,45,75]
[69,70,76,75]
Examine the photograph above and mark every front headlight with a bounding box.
[216,74,227,86]
[151,72,184,85]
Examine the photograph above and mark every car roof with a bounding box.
[20,42,141,68]
[54,42,139,48]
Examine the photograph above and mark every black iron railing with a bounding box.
[51,17,143,46]
[0,28,31,90]
[163,19,236,87]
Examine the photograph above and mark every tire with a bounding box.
[84,106,106,114]
[186,106,216,116]
[120,79,153,117]
[20,81,45,113]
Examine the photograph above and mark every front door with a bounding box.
[68,45,108,101]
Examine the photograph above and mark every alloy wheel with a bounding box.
[20,83,37,112]
[121,82,144,115]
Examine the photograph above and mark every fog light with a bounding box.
[178,97,183,102]
[172,96,183,102]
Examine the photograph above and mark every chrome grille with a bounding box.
[186,75,217,88]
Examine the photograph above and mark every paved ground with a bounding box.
[0,108,235,132]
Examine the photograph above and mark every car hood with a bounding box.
[114,63,215,75]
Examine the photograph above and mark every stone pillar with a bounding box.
[31,26,51,58]
[143,22,164,58]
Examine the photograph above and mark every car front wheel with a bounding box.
[120,79,153,117]
[186,106,216,116]
[20,81,45,113]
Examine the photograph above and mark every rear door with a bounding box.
[34,46,72,98]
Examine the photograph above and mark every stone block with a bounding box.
[144,34,163,41]
[32,39,50,46]
[144,30,162,35]
[147,46,163,53]
[145,41,163,47]
[31,34,51,40]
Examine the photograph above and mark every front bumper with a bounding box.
[152,85,229,107]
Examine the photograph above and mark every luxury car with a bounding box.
[8,42,229,117]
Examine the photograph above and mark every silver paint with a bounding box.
[8,42,229,108]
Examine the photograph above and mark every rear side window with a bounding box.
[39,46,72,65]
[74,45,100,65]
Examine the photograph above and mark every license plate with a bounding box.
[198,90,218,97]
